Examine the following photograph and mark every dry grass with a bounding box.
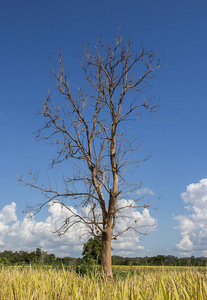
[0,265,207,299]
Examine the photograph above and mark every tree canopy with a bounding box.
[82,236,102,263]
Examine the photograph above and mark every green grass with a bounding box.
[0,265,207,299]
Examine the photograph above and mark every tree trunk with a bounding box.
[101,229,113,279]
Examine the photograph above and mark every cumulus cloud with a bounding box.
[115,199,156,234]
[0,202,17,224]
[0,202,17,246]
[0,202,87,256]
[175,179,207,256]
[0,200,156,257]
[112,199,156,256]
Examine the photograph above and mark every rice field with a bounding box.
[0,265,207,299]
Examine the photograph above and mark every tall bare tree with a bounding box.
[19,33,162,279]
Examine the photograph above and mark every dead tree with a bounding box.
[19,33,162,279]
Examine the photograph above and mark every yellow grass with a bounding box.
[0,265,207,299]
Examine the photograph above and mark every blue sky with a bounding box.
[0,0,207,257]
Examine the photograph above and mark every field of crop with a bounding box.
[0,266,207,299]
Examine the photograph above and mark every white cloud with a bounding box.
[0,203,18,246]
[175,178,207,256]
[115,199,156,236]
[0,200,156,257]
[0,202,87,256]
[181,179,207,204]
[112,242,136,250]
[0,202,17,224]
[202,250,207,257]
[112,199,156,256]
[114,250,136,256]
[176,234,193,251]
[178,251,194,257]
[136,187,154,196]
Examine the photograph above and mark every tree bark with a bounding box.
[101,228,113,279]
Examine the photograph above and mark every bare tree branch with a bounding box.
[19,32,163,279]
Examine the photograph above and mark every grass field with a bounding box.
[0,265,207,299]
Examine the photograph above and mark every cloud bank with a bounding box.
[0,200,156,257]
[175,178,207,256]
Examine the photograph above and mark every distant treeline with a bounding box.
[0,249,207,267]
[0,248,78,266]
[112,255,207,266]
